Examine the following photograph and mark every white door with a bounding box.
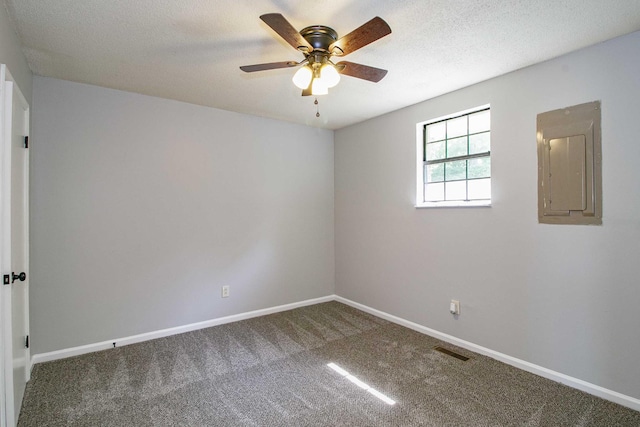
[0,65,30,427]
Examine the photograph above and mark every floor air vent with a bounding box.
[434,346,470,361]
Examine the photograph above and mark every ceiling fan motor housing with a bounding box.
[300,26,338,52]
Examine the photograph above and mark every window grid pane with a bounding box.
[425,182,444,201]
[468,178,491,200]
[426,163,444,183]
[426,121,446,143]
[422,107,490,203]
[445,160,467,181]
[469,132,490,155]
[447,116,467,138]
[426,140,446,161]
[468,110,490,134]
[445,181,467,201]
[468,156,491,179]
[447,136,468,158]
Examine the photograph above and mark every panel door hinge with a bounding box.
[24,136,28,148]
[3,274,9,285]
[25,335,29,349]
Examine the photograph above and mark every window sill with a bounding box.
[415,200,492,209]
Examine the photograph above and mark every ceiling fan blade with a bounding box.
[260,13,313,52]
[336,61,388,82]
[240,61,298,72]
[329,17,391,56]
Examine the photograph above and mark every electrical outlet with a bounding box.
[222,286,230,298]
[450,299,460,315]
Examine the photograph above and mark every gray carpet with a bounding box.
[19,302,640,426]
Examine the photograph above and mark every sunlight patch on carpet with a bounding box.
[327,362,396,405]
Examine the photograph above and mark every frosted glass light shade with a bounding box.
[292,66,313,89]
[320,64,340,88]
[311,78,328,95]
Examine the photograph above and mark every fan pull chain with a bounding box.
[315,98,320,117]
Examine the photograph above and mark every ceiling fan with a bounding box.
[240,13,391,96]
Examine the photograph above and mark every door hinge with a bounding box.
[3,274,9,285]
[24,136,29,148]
[25,335,29,349]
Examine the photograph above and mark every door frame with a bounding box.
[0,64,31,427]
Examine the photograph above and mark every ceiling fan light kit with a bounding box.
[320,63,340,88]
[311,78,328,96]
[240,13,391,98]
[292,66,312,89]
[293,61,340,95]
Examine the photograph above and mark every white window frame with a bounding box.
[415,104,491,208]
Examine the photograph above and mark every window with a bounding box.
[416,106,491,207]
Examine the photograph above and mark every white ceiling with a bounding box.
[4,0,640,129]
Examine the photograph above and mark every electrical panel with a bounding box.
[537,101,602,225]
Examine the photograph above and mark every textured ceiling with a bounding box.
[4,0,640,129]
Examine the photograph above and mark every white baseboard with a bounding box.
[335,296,640,412]
[31,293,640,412]
[31,295,334,365]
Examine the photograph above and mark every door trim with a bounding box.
[0,62,10,427]
[0,64,30,427]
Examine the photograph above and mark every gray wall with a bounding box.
[31,77,335,354]
[335,31,640,400]
[0,3,31,102]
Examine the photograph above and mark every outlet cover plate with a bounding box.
[450,299,460,315]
